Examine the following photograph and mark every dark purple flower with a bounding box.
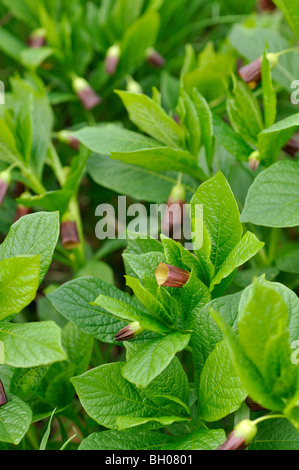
[72,77,102,110]
[146,47,165,68]
[114,322,144,342]
[155,263,190,288]
[105,44,121,76]
[0,380,7,406]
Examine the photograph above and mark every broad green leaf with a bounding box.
[87,153,197,203]
[161,428,226,450]
[48,277,158,343]
[0,28,25,61]
[122,251,165,284]
[122,333,191,388]
[258,113,299,162]
[0,255,40,319]
[125,275,176,327]
[0,321,66,368]
[72,124,160,154]
[198,341,247,422]
[0,211,60,282]
[20,47,53,68]
[261,52,277,129]
[211,308,284,412]
[111,147,208,180]
[276,248,299,274]
[116,415,187,430]
[190,291,242,381]
[62,322,94,375]
[179,270,211,329]
[78,430,174,450]
[226,76,264,146]
[249,418,299,450]
[210,231,264,290]
[119,9,160,72]
[92,293,170,334]
[0,394,32,445]
[16,190,73,213]
[273,0,299,40]
[241,161,299,227]
[191,172,243,271]
[71,362,188,430]
[115,91,185,148]
[212,114,252,162]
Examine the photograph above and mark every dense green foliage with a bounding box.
[0,0,299,451]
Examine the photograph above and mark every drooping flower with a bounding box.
[114,322,144,341]
[0,170,11,206]
[72,76,102,110]
[155,262,190,288]
[0,380,7,406]
[105,44,121,75]
[61,213,80,250]
[217,419,258,450]
[145,47,165,68]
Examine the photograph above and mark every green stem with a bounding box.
[253,414,286,425]
[268,228,280,265]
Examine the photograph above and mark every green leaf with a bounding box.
[226,76,264,146]
[48,277,158,343]
[210,231,264,290]
[119,9,160,72]
[161,428,226,450]
[122,333,191,388]
[0,211,60,282]
[249,418,299,450]
[62,322,94,376]
[276,247,299,273]
[71,362,188,430]
[241,161,299,227]
[87,153,197,203]
[20,47,53,68]
[125,275,176,327]
[16,190,73,213]
[115,91,185,148]
[192,88,214,163]
[111,147,208,180]
[273,0,299,40]
[198,341,247,422]
[0,321,66,368]
[178,89,201,157]
[79,430,174,450]
[0,394,32,445]
[92,293,170,334]
[72,124,160,154]
[191,291,242,380]
[122,251,165,284]
[191,172,243,271]
[0,255,40,319]
[258,113,299,162]
[212,114,252,162]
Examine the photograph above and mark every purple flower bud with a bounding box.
[72,77,102,110]
[259,0,276,11]
[238,58,262,90]
[249,151,261,171]
[0,170,11,206]
[245,396,267,412]
[283,136,299,157]
[146,48,165,68]
[27,28,47,48]
[155,262,190,288]
[114,322,144,342]
[161,184,186,238]
[105,44,121,76]
[57,130,80,152]
[0,380,7,406]
[218,419,257,450]
[61,214,80,250]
